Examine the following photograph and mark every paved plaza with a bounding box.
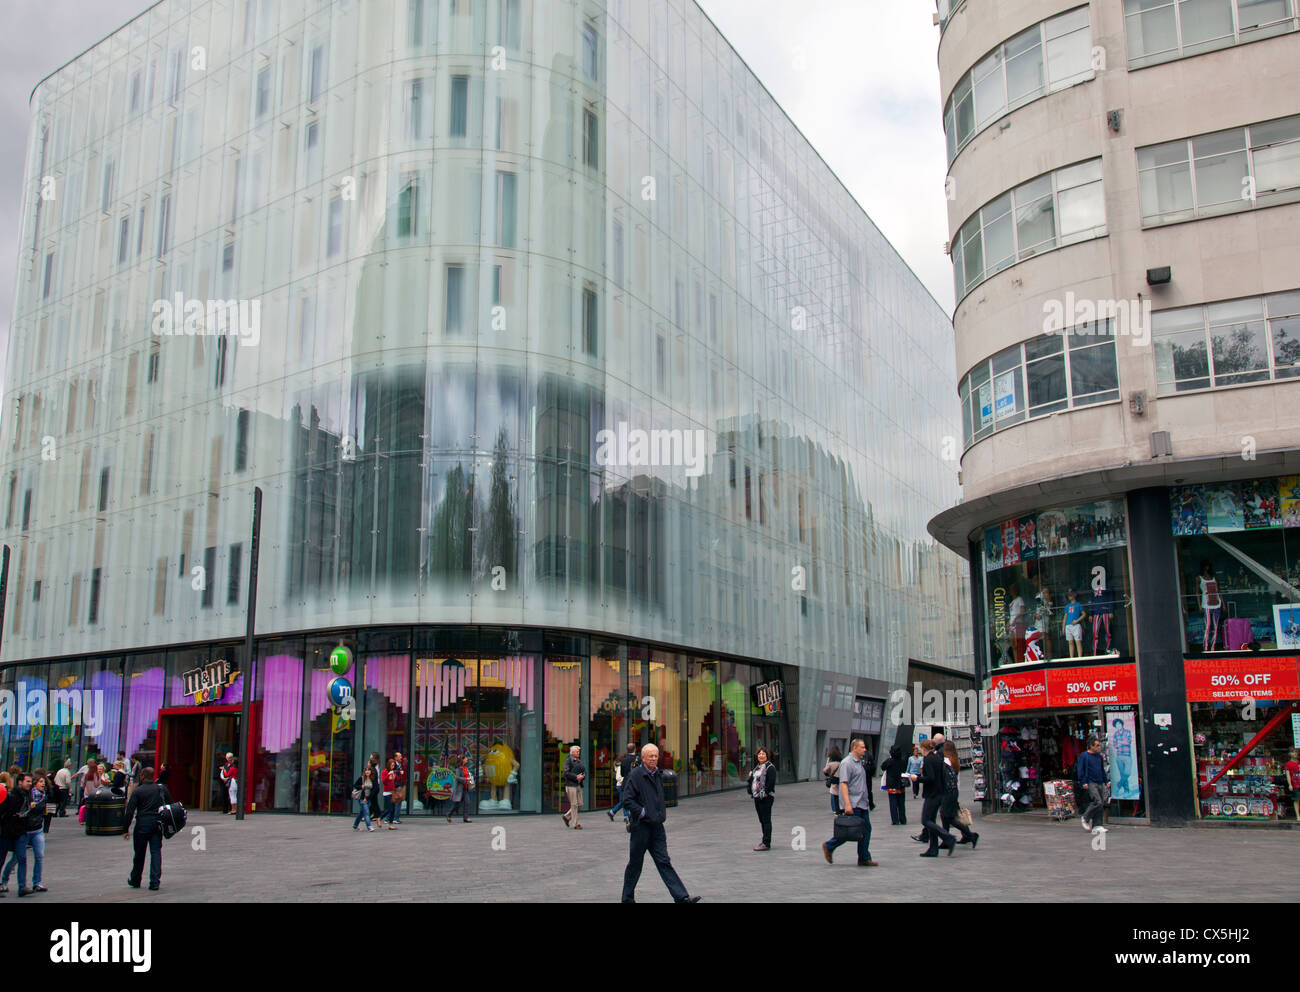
[12,782,1297,902]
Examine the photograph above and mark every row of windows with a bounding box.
[943,6,1093,165]
[1137,115,1300,225]
[1153,290,1300,393]
[943,1,1299,164]
[952,159,1105,302]
[959,323,1119,449]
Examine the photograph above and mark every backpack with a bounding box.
[158,801,188,839]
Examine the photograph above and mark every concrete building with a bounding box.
[932,0,1300,823]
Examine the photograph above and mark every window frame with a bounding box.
[1153,290,1300,395]
[1124,0,1298,68]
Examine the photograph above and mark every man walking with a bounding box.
[561,745,586,829]
[608,743,638,822]
[54,761,73,817]
[620,744,701,903]
[821,737,877,867]
[919,739,957,856]
[1076,738,1108,832]
[123,766,172,891]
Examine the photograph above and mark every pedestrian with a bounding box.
[620,744,701,902]
[862,745,878,811]
[220,753,239,814]
[446,752,473,823]
[1076,737,1108,832]
[378,759,399,829]
[608,743,638,822]
[0,771,47,895]
[352,768,377,831]
[0,773,14,897]
[110,760,128,797]
[122,766,172,891]
[907,745,923,798]
[820,737,877,867]
[940,740,978,849]
[919,739,957,857]
[157,763,170,787]
[822,746,843,814]
[127,753,142,799]
[880,744,908,825]
[561,745,586,829]
[54,760,72,817]
[390,753,405,824]
[747,746,776,851]
[37,768,55,834]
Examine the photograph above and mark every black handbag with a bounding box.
[833,814,866,842]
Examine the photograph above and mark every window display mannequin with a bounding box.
[480,739,518,811]
[1008,584,1027,663]
[1199,562,1222,651]
[1090,585,1114,655]
[1062,589,1086,658]
[1033,584,1053,660]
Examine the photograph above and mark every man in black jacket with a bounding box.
[0,773,39,895]
[123,767,172,891]
[619,744,700,903]
[919,740,957,857]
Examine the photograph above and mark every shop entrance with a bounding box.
[157,707,242,811]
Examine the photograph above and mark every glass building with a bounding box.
[0,0,969,816]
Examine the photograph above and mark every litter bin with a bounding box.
[662,769,679,808]
[84,792,127,836]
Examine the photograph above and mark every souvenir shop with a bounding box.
[1185,654,1300,821]
[985,662,1145,819]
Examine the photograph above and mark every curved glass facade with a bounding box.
[2,0,969,807]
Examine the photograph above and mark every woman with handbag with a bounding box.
[747,747,776,851]
[446,752,473,823]
[380,759,399,829]
[352,768,377,831]
[940,741,978,849]
[822,747,843,815]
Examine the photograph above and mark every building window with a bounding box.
[309,44,326,103]
[496,170,517,247]
[235,408,251,471]
[228,542,243,606]
[960,322,1120,448]
[952,159,1105,301]
[1137,115,1300,226]
[583,106,599,169]
[21,488,31,530]
[256,65,272,118]
[118,216,130,264]
[943,6,1093,164]
[157,194,172,258]
[147,343,160,383]
[33,580,41,603]
[1125,0,1297,68]
[406,78,425,140]
[141,430,155,495]
[98,467,110,512]
[582,284,598,356]
[154,557,167,615]
[202,547,216,608]
[612,218,624,288]
[450,75,469,138]
[136,205,146,257]
[215,336,228,388]
[397,175,420,237]
[500,0,522,50]
[582,21,598,80]
[408,0,424,46]
[327,195,343,257]
[445,264,465,335]
[42,253,54,300]
[223,242,235,273]
[88,567,102,625]
[1153,290,1300,394]
[102,160,115,213]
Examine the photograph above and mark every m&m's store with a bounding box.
[0,627,792,817]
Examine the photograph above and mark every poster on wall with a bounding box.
[1280,477,1300,527]
[1105,708,1140,801]
[1241,478,1281,529]
[1204,483,1244,532]
[985,527,1003,572]
[1018,516,1038,562]
[977,381,993,430]
[1001,520,1020,567]
[1170,486,1208,535]
[1036,500,1126,556]
[994,370,1017,418]
[1273,605,1300,650]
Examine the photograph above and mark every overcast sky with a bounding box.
[0,0,952,380]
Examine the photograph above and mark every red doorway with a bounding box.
[157,704,259,812]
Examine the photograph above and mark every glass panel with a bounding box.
[1194,148,1250,215]
[1045,14,1093,89]
[1125,0,1179,63]
[412,654,478,816]
[1237,0,1292,30]
[478,642,536,814]
[718,661,754,788]
[1025,332,1064,361]
[360,650,410,817]
[253,639,304,812]
[983,194,1015,273]
[960,219,984,294]
[953,75,974,148]
[1211,318,1269,384]
[647,650,683,777]
[123,652,167,774]
[972,49,1007,130]
[1177,0,1235,52]
[306,636,357,814]
[1155,327,1211,392]
[683,656,720,795]
[1027,353,1067,409]
[1271,315,1300,377]
[1004,26,1045,106]
[1055,159,1103,190]
[1251,121,1300,198]
[1015,177,1056,257]
[543,654,583,813]
[85,657,127,767]
[45,660,86,805]
[1069,340,1120,397]
[589,641,624,809]
[1057,179,1105,240]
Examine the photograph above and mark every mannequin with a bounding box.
[481,740,518,810]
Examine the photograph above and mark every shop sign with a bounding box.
[1046,664,1139,707]
[753,680,784,716]
[181,659,236,704]
[986,671,1048,711]
[1292,712,1300,746]
[1183,656,1300,702]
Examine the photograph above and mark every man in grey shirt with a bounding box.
[822,737,876,866]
